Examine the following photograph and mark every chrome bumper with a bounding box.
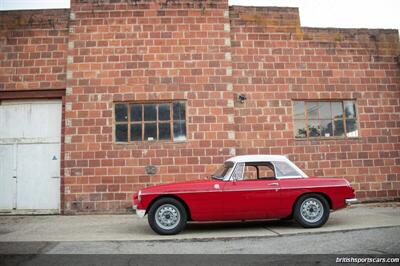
[345,198,358,205]
[133,205,146,218]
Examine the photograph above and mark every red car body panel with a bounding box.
[133,176,355,222]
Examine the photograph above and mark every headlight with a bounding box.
[138,190,142,202]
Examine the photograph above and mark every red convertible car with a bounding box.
[133,155,357,235]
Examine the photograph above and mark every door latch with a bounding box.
[12,176,16,179]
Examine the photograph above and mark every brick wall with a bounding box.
[63,0,234,213]
[230,6,400,201]
[0,1,399,213]
[0,9,69,90]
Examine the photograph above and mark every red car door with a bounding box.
[221,179,281,220]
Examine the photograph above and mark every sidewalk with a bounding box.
[0,203,399,242]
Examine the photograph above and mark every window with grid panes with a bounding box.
[114,101,186,142]
[293,100,358,139]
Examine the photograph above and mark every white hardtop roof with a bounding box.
[227,155,290,163]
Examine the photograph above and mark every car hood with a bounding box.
[140,179,218,194]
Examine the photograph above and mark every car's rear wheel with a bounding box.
[148,197,187,235]
[293,194,330,228]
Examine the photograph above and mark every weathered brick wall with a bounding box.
[0,10,69,90]
[230,6,400,201]
[1,2,399,213]
[64,0,234,213]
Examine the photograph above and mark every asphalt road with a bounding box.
[1,226,399,254]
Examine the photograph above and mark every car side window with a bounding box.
[243,162,276,181]
[273,161,302,178]
[257,165,276,180]
[231,162,245,181]
[243,165,258,180]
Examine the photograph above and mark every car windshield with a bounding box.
[211,161,234,180]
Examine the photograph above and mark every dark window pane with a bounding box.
[334,119,345,137]
[115,124,128,142]
[158,104,170,121]
[321,119,333,137]
[173,121,186,141]
[346,119,358,137]
[159,122,171,140]
[173,102,186,121]
[130,104,142,122]
[344,101,357,118]
[293,101,305,120]
[144,123,157,140]
[319,102,332,119]
[130,124,142,141]
[306,102,319,120]
[331,102,343,119]
[294,120,307,138]
[144,104,157,121]
[308,120,321,137]
[115,104,128,122]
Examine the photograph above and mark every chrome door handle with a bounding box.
[213,184,220,189]
[269,183,279,186]
[51,176,60,179]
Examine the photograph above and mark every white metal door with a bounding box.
[0,100,61,213]
[0,144,16,211]
[17,143,61,210]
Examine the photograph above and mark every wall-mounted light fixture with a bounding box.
[238,93,247,104]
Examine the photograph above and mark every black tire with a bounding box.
[293,194,330,228]
[148,197,187,235]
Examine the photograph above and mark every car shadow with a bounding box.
[185,219,298,232]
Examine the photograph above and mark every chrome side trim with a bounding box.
[141,188,279,196]
[280,184,348,190]
[136,209,146,218]
[345,198,358,205]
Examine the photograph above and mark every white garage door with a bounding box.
[0,100,61,214]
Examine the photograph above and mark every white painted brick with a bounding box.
[224,38,231,46]
[65,119,72,127]
[67,56,73,64]
[69,12,76,20]
[64,169,71,177]
[224,23,230,32]
[65,136,71,144]
[228,115,234,123]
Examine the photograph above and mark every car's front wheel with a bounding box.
[293,194,330,228]
[148,197,187,235]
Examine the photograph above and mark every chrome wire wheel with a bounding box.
[155,204,181,230]
[300,198,324,223]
